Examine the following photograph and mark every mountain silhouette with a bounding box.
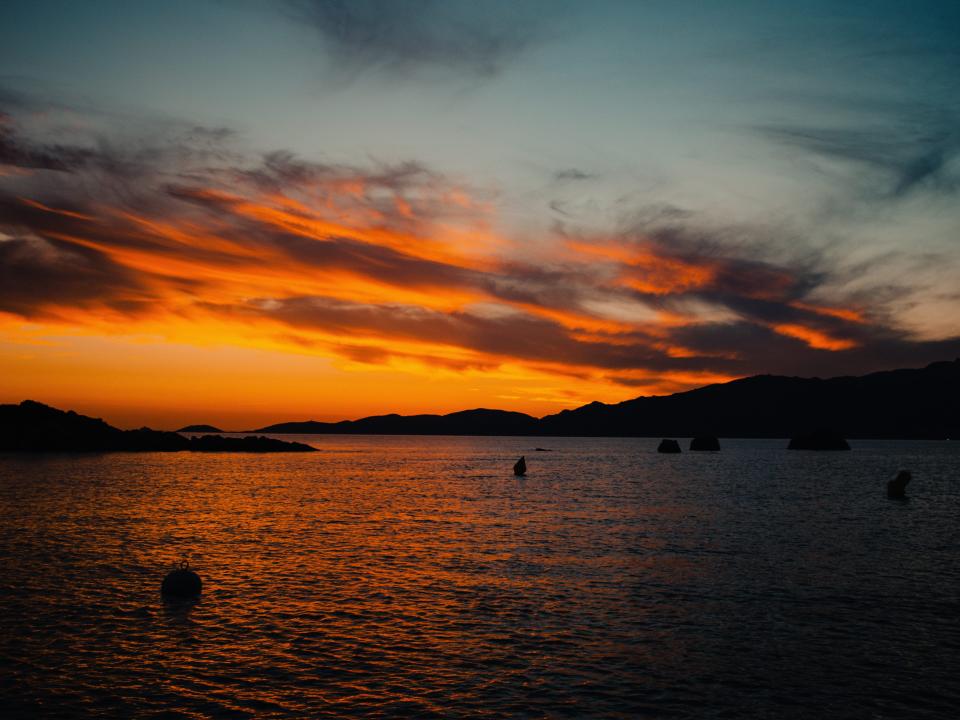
[0,401,315,452]
[536,359,958,439]
[247,359,959,439]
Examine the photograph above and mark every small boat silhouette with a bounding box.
[513,456,527,476]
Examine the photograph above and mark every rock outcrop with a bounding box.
[0,401,315,453]
[658,439,682,453]
[690,436,721,451]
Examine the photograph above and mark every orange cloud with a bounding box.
[1,110,904,426]
[567,239,716,294]
[772,323,858,351]
[791,301,865,324]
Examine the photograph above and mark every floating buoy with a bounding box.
[514,456,527,476]
[161,560,202,599]
[887,470,911,499]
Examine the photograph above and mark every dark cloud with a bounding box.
[222,294,709,374]
[604,376,662,388]
[554,168,596,182]
[0,85,243,192]
[167,187,493,291]
[235,150,343,190]
[0,191,250,273]
[0,113,99,172]
[0,234,148,318]
[227,152,456,223]
[284,0,551,76]
[275,231,483,290]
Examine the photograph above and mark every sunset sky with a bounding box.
[1,0,959,429]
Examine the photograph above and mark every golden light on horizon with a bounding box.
[0,137,884,429]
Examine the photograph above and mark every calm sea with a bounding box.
[1,436,958,718]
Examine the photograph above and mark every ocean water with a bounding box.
[1,436,958,719]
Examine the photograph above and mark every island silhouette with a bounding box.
[176,424,224,433]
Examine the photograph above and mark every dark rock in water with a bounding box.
[690,436,720,451]
[887,470,911,499]
[658,439,681,453]
[514,456,527,476]
[787,430,850,450]
[534,447,551,452]
[161,561,202,599]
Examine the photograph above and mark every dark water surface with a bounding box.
[1,437,958,718]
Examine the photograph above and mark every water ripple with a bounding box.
[1,437,959,718]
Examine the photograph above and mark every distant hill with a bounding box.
[177,424,223,433]
[253,360,960,439]
[256,408,539,435]
[0,401,315,452]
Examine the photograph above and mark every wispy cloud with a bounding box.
[758,108,960,200]
[283,0,556,78]
[553,168,596,182]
